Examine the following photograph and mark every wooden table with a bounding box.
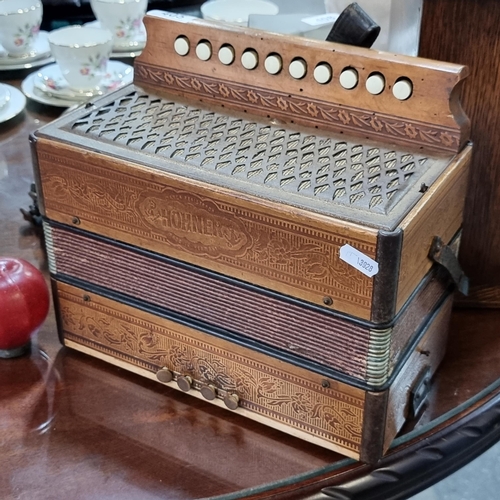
[1,77,500,500]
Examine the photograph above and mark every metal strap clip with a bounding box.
[411,367,432,417]
[429,236,469,295]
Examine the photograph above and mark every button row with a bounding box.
[174,35,414,100]
[156,367,240,409]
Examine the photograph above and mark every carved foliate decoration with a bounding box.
[135,65,461,153]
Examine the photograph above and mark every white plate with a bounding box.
[0,31,51,66]
[0,85,26,123]
[34,60,133,101]
[0,84,10,110]
[84,20,146,54]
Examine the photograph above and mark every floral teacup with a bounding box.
[47,26,113,92]
[0,0,42,57]
[90,0,147,48]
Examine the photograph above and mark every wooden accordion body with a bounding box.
[33,12,472,462]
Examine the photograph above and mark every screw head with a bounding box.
[72,216,80,225]
[323,296,333,306]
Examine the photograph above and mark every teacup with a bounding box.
[90,0,147,47]
[0,0,43,57]
[47,26,113,92]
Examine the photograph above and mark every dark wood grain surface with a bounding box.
[420,0,500,306]
[1,75,500,499]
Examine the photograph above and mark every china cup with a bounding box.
[47,26,113,92]
[90,0,147,47]
[0,0,43,57]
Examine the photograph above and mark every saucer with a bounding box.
[0,31,51,66]
[34,61,133,101]
[22,72,85,108]
[22,61,134,108]
[0,53,55,72]
[84,20,146,54]
[0,84,10,110]
[0,84,26,123]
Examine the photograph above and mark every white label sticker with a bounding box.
[339,244,379,278]
[301,13,339,27]
[147,10,196,23]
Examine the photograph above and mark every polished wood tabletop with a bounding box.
[1,76,500,500]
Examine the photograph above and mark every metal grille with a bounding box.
[69,90,432,216]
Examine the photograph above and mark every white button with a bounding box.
[314,63,332,84]
[393,78,413,100]
[241,49,258,70]
[265,54,282,75]
[289,58,307,79]
[174,36,190,56]
[340,68,358,89]
[366,73,385,95]
[218,45,235,65]
[196,41,212,61]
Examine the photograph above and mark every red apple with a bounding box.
[0,258,50,354]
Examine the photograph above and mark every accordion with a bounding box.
[33,12,471,462]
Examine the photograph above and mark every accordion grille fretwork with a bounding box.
[68,90,433,216]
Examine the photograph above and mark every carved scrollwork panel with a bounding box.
[58,285,365,453]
